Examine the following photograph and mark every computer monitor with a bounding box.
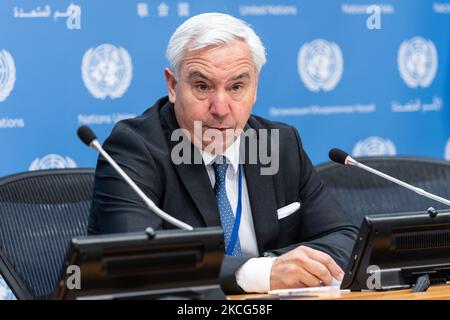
[341,210,450,291]
[54,227,225,300]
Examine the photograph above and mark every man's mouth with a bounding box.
[205,126,233,132]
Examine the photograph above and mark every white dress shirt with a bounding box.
[201,137,274,293]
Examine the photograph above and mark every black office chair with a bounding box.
[0,168,94,300]
[315,156,450,227]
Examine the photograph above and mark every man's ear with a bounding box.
[164,67,177,103]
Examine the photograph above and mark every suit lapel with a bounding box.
[241,126,279,254]
[172,159,221,227]
[159,101,221,227]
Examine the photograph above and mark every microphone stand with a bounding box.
[345,155,450,216]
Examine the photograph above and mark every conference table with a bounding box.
[228,284,450,300]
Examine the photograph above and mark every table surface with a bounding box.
[228,284,450,300]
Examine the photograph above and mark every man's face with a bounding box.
[165,40,258,152]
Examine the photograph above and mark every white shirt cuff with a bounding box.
[235,257,275,293]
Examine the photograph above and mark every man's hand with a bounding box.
[270,245,344,290]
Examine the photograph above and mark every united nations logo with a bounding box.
[81,44,133,99]
[298,39,343,92]
[0,49,16,102]
[29,154,77,171]
[445,138,450,161]
[398,37,438,88]
[353,136,397,157]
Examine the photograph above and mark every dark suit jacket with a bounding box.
[88,96,358,293]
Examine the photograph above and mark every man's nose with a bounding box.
[209,90,230,118]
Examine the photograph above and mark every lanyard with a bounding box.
[226,164,242,255]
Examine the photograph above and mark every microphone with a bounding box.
[328,148,450,207]
[77,125,193,230]
[329,148,351,166]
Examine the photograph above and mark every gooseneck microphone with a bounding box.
[77,125,193,230]
[329,148,450,207]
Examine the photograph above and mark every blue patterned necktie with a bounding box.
[213,156,242,256]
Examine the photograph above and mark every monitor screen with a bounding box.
[341,210,450,291]
[54,227,225,300]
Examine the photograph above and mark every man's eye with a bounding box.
[195,83,210,92]
[230,84,243,92]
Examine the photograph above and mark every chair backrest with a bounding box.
[315,156,450,227]
[0,168,94,299]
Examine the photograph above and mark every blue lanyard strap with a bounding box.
[226,164,242,255]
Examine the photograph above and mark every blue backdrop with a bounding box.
[0,0,449,176]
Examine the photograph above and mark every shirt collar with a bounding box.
[201,136,241,174]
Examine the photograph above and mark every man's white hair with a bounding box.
[166,12,266,79]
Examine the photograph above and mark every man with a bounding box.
[88,13,358,294]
